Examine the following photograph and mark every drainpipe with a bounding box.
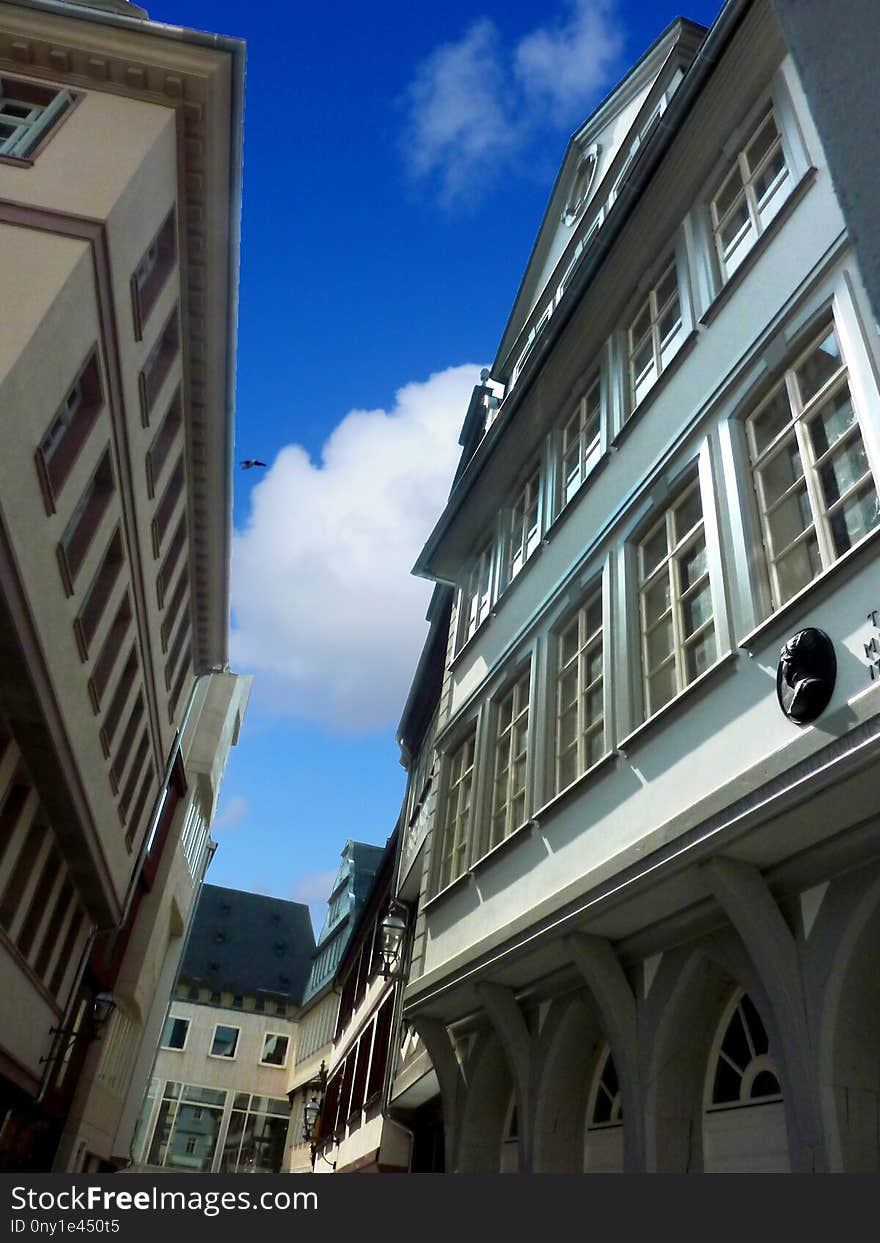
[36,667,220,1102]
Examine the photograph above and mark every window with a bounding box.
[146,1082,227,1172]
[627,258,684,411]
[511,302,553,387]
[160,1016,189,1051]
[57,449,115,594]
[131,210,177,340]
[589,1047,623,1127]
[457,542,493,652]
[561,377,601,506]
[638,480,715,718]
[139,306,180,425]
[438,732,476,890]
[219,1093,290,1173]
[563,144,599,225]
[555,590,604,793]
[711,108,790,282]
[708,993,781,1109]
[489,669,531,850]
[747,321,879,608]
[260,1033,289,1067]
[209,1024,239,1058]
[74,527,124,658]
[504,467,540,585]
[36,351,104,509]
[0,77,73,160]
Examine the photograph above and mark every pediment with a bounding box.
[494,18,706,385]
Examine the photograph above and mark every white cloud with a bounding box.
[515,1,625,120]
[212,794,248,831]
[231,364,479,733]
[402,2,624,206]
[290,869,339,939]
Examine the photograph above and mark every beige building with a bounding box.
[133,885,314,1174]
[0,0,247,1171]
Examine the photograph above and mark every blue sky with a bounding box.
[147,0,723,929]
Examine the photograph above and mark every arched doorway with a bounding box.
[583,1045,623,1172]
[702,991,789,1172]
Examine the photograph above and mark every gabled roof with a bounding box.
[181,884,316,1005]
[492,18,706,380]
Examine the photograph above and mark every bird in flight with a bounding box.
[240,459,267,469]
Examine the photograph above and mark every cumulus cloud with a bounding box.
[212,794,249,832]
[231,364,479,733]
[402,1,624,206]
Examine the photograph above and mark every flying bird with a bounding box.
[240,459,267,469]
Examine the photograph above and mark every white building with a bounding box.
[390,0,880,1174]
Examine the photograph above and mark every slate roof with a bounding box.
[181,884,316,1005]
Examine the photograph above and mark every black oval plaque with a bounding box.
[776,627,836,725]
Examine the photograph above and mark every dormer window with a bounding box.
[563,144,600,225]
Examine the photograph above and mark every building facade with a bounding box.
[390,0,880,1174]
[286,839,385,1173]
[133,885,314,1174]
[0,0,247,1171]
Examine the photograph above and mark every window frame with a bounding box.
[434,726,478,893]
[635,473,717,721]
[160,1015,190,1052]
[0,75,76,164]
[208,1023,240,1060]
[623,247,689,418]
[501,462,543,590]
[558,372,603,510]
[552,585,605,797]
[485,662,532,854]
[744,313,880,613]
[259,1031,290,1068]
[455,538,496,655]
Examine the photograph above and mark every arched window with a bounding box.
[588,1046,623,1127]
[707,992,782,1109]
[499,1095,519,1172]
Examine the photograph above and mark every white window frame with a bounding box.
[636,475,717,720]
[456,539,495,653]
[435,728,477,892]
[486,664,532,852]
[160,1015,190,1052]
[553,587,604,796]
[209,1023,240,1060]
[745,313,880,612]
[624,248,688,417]
[259,1032,290,1068]
[502,464,542,589]
[559,374,603,509]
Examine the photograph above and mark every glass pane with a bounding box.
[674,488,703,541]
[586,727,604,769]
[630,303,651,345]
[684,627,715,682]
[210,1025,239,1057]
[712,1057,743,1106]
[828,482,880,556]
[647,662,676,714]
[682,582,712,637]
[775,533,821,603]
[722,1007,751,1070]
[714,165,744,220]
[750,1070,781,1099]
[655,265,678,310]
[558,705,577,751]
[585,597,602,636]
[262,1034,288,1065]
[796,330,843,406]
[585,686,604,728]
[753,144,787,210]
[760,436,803,507]
[560,621,579,668]
[643,576,671,627]
[751,386,793,455]
[719,199,751,258]
[631,335,654,385]
[765,484,812,553]
[219,1111,253,1173]
[740,994,769,1056]
[557,747,577,791]
[808,388,856,457]
[678,538,707,591]
[745,112,779,170]
[818,435,870,507]
[497,694,513,734]
[147,1100,176,1166]
[658,302,681,351]
[646,617,673,669]
[165,1103,223,1172]
[641,525,668,578]
[586,646,603,686]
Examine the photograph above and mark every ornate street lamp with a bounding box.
[378,903,408,979]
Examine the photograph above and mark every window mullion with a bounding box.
[792,403,834,569]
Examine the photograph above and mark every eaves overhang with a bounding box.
[412,0,753,587]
